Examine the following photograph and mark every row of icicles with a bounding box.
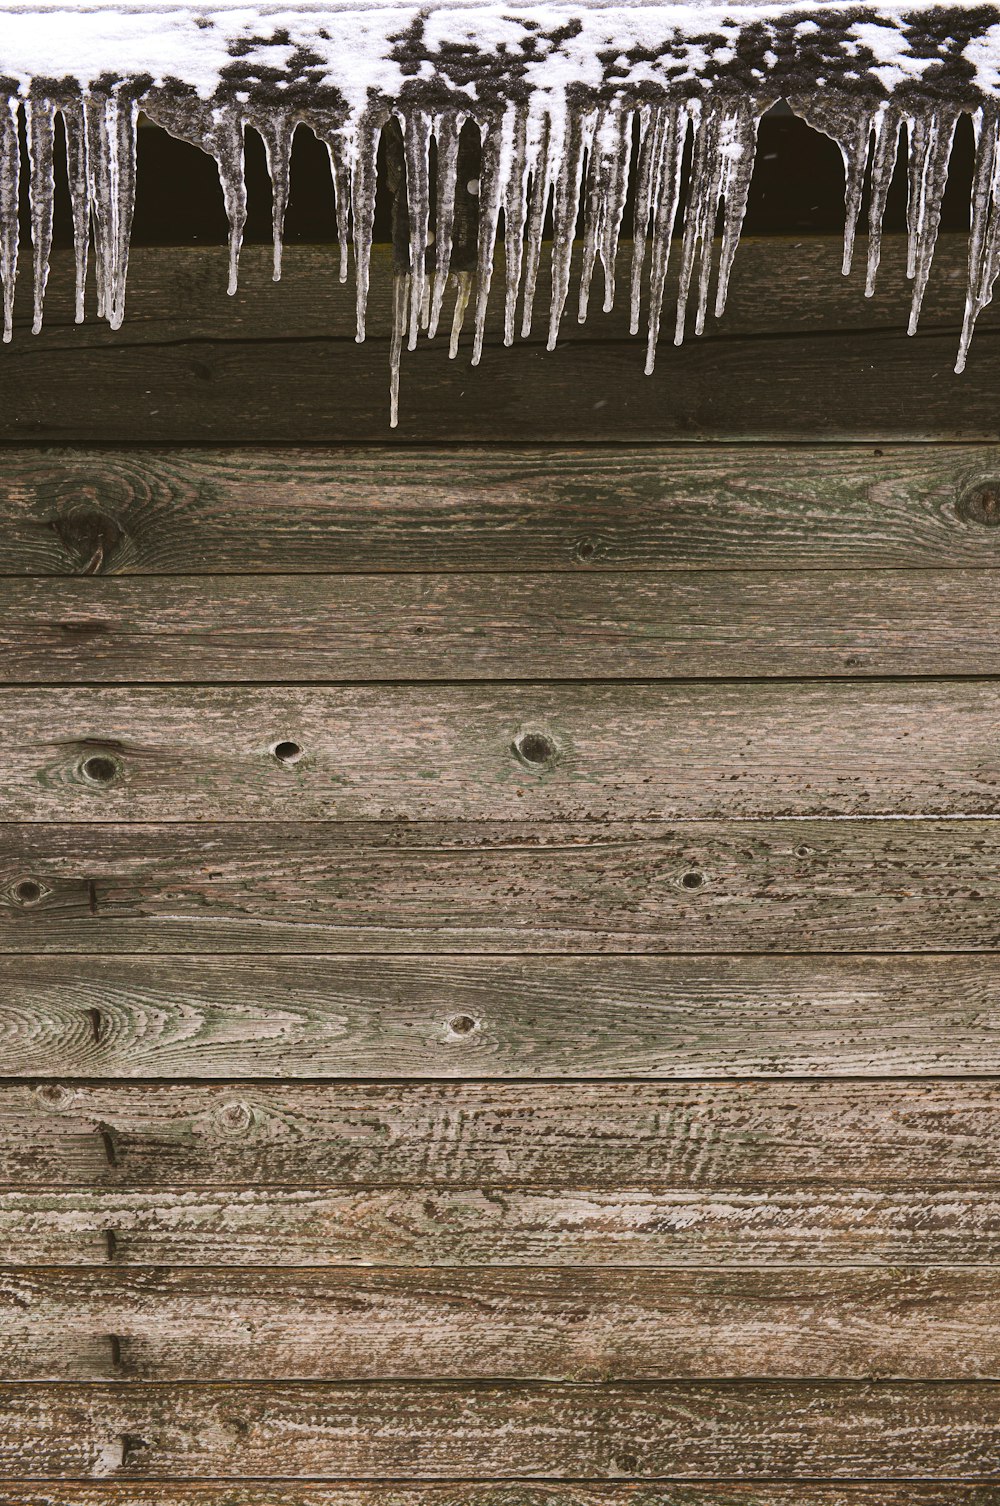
[2,91,1000,423]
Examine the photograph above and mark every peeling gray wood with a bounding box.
[4,1266,1000,1382]
[9,570,1000,681]
[0,1380,998,1477]
[1,446,1000,577]
[4,1186,1000,1266]
[3,818,999,954]
[3,952,1000,1078]
[3,239,1000,442]
[5,682,1000,821]
[5,1080,997,1189]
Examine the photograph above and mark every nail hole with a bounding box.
[81,754,119,785]
[12,879,42,906]
[513,731,557,767]
[681,871,704,889]
[447,1013,478,1036]
[272,740,303,765]
[958,482,1000,527]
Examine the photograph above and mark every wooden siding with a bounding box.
[2,236,1000,1502]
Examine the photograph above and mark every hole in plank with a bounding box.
[447,1013,478,1036]
[513,730,557,767]
[272,740,304,765]
[81,754,119,785]
[12,879,42,905]
[681,871,704,889]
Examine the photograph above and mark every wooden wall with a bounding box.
[1,235,1000,1501]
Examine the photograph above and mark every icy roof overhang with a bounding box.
[1,0,999,420]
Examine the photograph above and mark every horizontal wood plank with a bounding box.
[9,570,1000,682]
[4,1266,1000,1381]
[5,1186,1000,1266]
[2,818,998,954]
[3,952,1000,1078]
[0,1489,993,1506]
[8,1079,997,1189]
[3,238,999,442]
[0,1380,997,1478]
[0,1491,993,1506]
[3,445,1000,577]
[5,681,1000,821]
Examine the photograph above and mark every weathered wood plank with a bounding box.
[5,1186,1000,1266]
[3,238,999,442]
[8,1080,998,1189]
[3,818,999,955]
[3,953,1000,1078]
[5,1266,1000,1381]
[9,570,1000,682]
[5,681,1000,821]
[0,1380,998,1478]
[0,1488,994,1506]
[0,1491,994,1506]
[3,446,1000,577]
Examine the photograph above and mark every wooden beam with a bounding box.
[2,818,998,955]
[2,238,998,442]
[4,681,1000,821]
[8,570,1000,681]
[4,1266,1000,1382]
[1,446,999,577]
[5,1079,996,1189]
[0,1487,991,1506]
[0,1380,998,1477]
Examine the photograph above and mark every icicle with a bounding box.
[60,99,90,324]
[390,271,410,429]
[473,108,518,366]
[904,105,959,335]
[25,96,55,335]
[578,106,628,322]
[85,89,138,330]
[0,96,18,343]
[630,105,661,337]
[865,104,902,297]
[643,102,688,373]
[674,101,724,344]
[428,111,462,339]
[145,97,247,296]
[547,108,593,350]
[714,100,770,322]
[958,104,1000,373]
[791,97,874,277]
[252,109,295,281]
[520,111,553,339]
[400,108,432,351]
[450,270,473,357]
[503,106,529,345]
[352,112,383,344]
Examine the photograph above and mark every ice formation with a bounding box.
[2,0,1000,421]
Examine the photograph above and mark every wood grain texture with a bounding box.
[3,818,999,954]
[9,570,1000,682]
[0,1489,996,1506]
[2,445,1000,577]
[4,1266,1000,1381]
[5,1186,1000,1266]
[2,238,999,442]
[6,681,1000,821]
[4,952,1000,1079]
[0,1380,997,1478]
[7,1080,997,1189]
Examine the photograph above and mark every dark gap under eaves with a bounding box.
[22,104,978,249]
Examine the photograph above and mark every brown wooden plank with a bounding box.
[3,818,998,955]
[0,1488,994,1506]
[8,570,1000,682]
[5,1186,1000,1266]
[5,681,1000,821]
[8,1080,997,1189]
[5,446,1000,578]
[3,446,1000,577]
[4,1266,1000,1382]
[2,952,999,1079]
[3,238,999,442]
[0,1380,997,1478]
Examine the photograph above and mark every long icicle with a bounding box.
[0,96,19,342]
[25,95,55,334]
[60,98,90,324]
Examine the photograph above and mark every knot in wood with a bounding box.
[512,729,558,769]
[218,1100,255,1134]
[958,482,1000,527]
[10,877,44,906]
[49,507,124,575]
[80,754,121,786]
[447,1013,479,1037]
